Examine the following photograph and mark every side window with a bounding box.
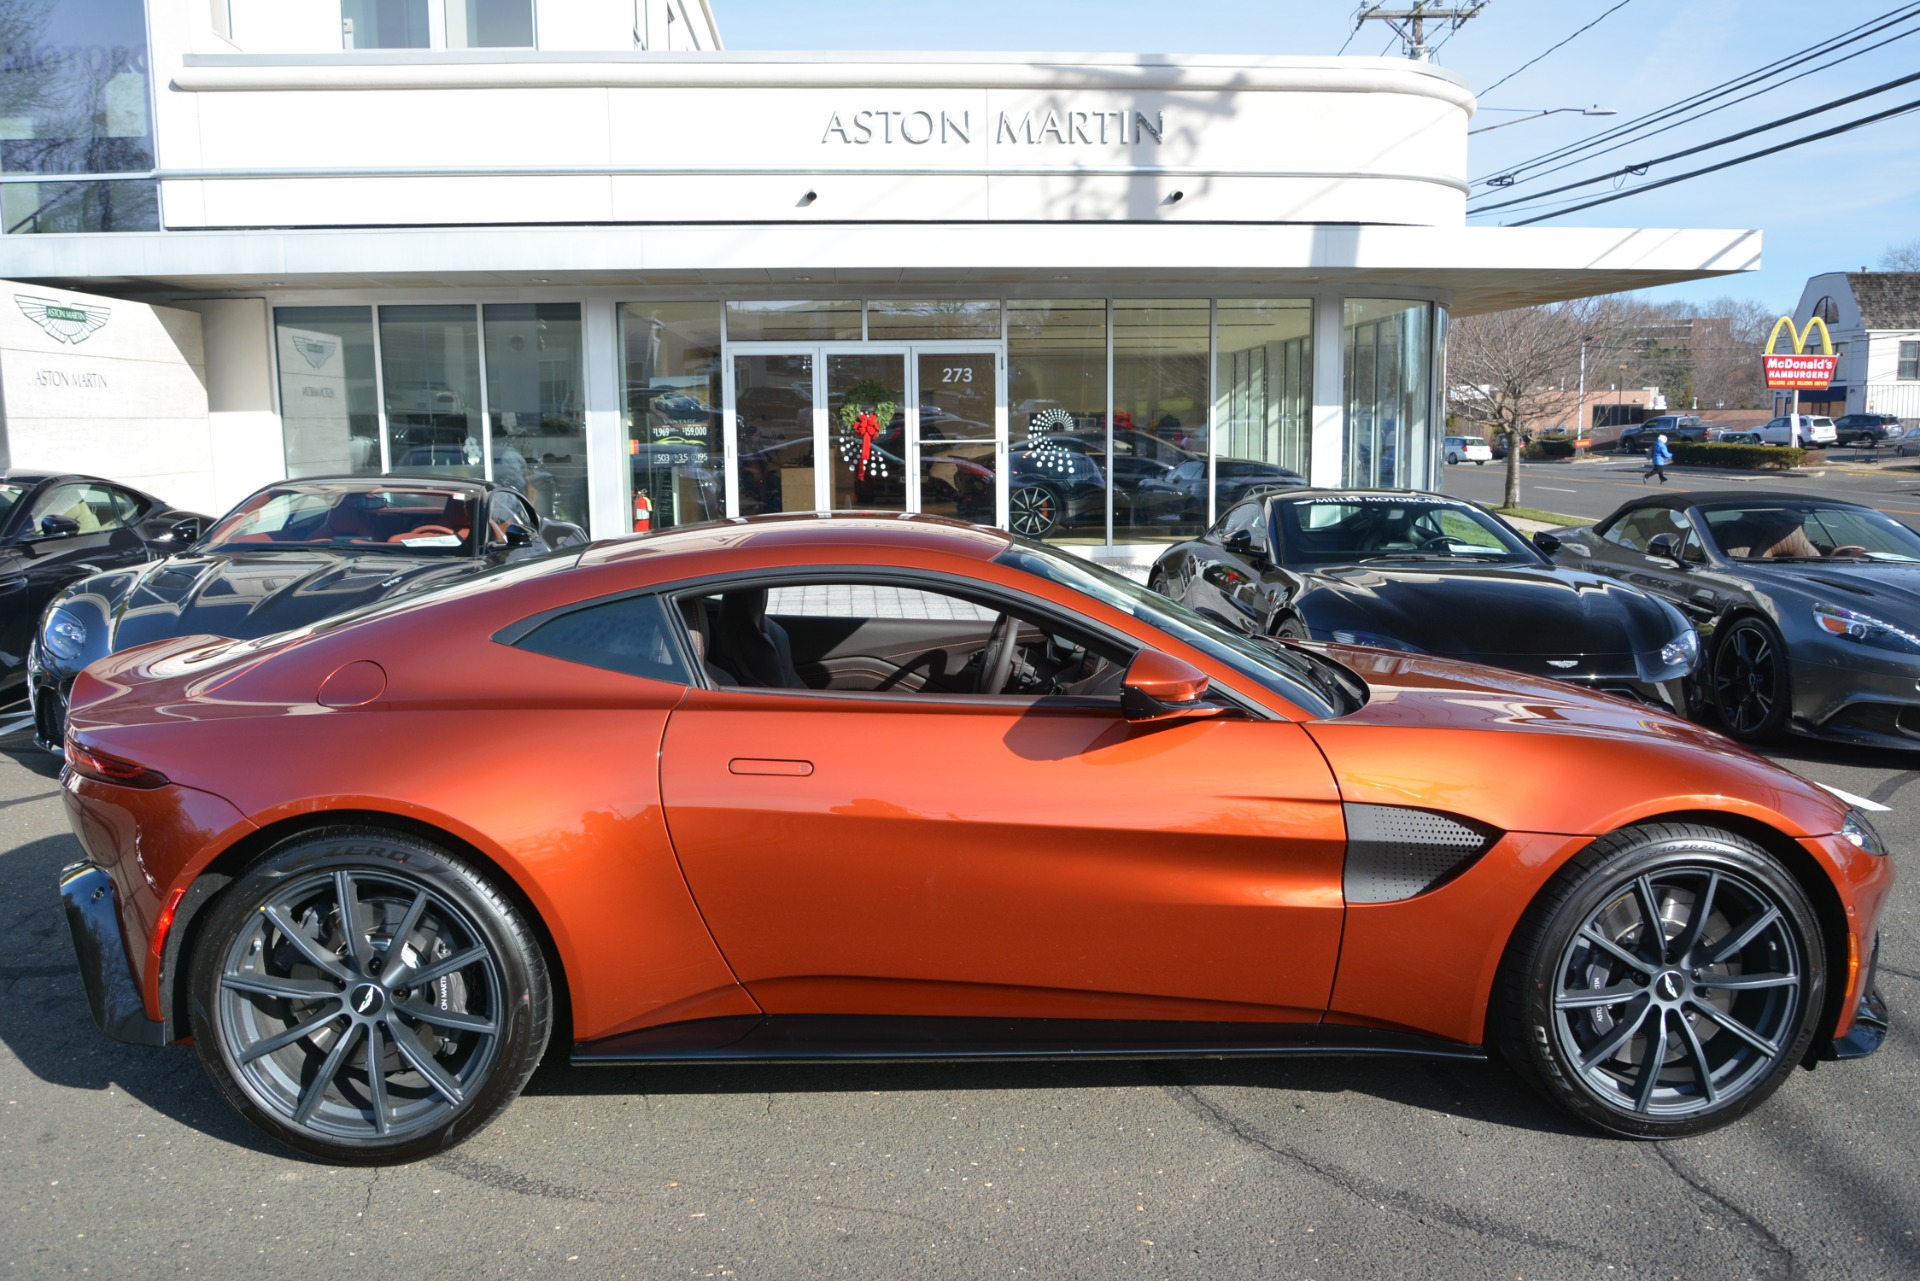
[682,579,1131,699]
[515,593,691,684]
[1601,508,1684,553]
[1218,501,1264,550]
[107,487,146,524]
[489,490,537,537]
[30,482,126,534]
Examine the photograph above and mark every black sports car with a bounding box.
[1149,489,1700,709]
[1546,490,1920,748]
[28,475,587,750]
[1,471,209,701]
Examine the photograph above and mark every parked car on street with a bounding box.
[1756,415,1837,447]
[1148,489,1698,710]
[59,511,1891,1162]
[0,471,210,701]
[1546,490,1920,749]
[27,475,586,750]
[1618,415,1705,452]
[1893,426,1920,457]
[1832,413,1903,447]
[1443,435,1493,465]
[1717,430,1763,445]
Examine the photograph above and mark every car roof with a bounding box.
[577,511,1014,570]
[249,474,493,496]
[1604,489,1876,518]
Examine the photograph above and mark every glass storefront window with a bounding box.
[867,300,1002,341]
[0,0,158,234]
[1344,300,1434,490]
[1008,300,1107,543]
[1216,300,1312,486]
[484,302,585,526]
[1113,299,1210,542]
[276,307,381,477]
[342,1,530,49]
[621,302,723,532]
[379,304,483,480]
[732,352,816,517]
[725,300,862,343]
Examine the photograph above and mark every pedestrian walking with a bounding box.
[1644,433,1673,483]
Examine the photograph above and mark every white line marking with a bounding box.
[0,715,34,738]
[1537,487,1576,493]
[1816,783,1891,813]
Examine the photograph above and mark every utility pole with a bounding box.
[1349,2,1490,61]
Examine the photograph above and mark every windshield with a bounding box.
[1270,494,1539,567]
[995,540,1361,719]
[1701,503,1920,563]
[202,485,481,554]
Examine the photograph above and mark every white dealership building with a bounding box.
[0,0,1759,554]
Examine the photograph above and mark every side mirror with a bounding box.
[1121,649,1233,723]
[38,514,81,539]
[167,517,202,543]
[1646,532,1687,565]
[1531,531,1562,555]
[500,522,535,549]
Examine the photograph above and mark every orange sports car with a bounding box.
[57,514,1892,1163]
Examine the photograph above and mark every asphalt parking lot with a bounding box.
[1,708,1915,1280]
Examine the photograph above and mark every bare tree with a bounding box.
[1450,298,1624,509]
[1880,239,1920,271]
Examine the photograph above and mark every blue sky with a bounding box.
[715,1,1920,313]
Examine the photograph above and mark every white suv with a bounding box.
[1443,435,1493,465]
[1756,415,1836,446]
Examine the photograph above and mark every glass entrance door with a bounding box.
[726,343,1005,523]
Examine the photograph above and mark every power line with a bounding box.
[1470,3,1920,186]
[1506,96,1920,224]
[1470,16,1920,198]
[1479,0,1635,99]
[1470,68,1920,215]
[1348,2,1489,61]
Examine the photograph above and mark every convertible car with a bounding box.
[27,475,585,750]
[0,470,208,699]
[59,514,1888,1162]
[1546,491,1920,748]
[1149,490,1700,710]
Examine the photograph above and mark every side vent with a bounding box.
[1342,804,1500,904]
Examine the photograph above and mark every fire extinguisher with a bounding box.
[631,492,652,534]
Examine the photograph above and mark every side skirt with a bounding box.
[572,1014,1484,1066]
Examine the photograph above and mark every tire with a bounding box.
[1273,616,1311,640]
[1446,452,1459,465]
[1475,459,1486,465]
[1709,616,1791,743]
[1009,484,1063,539]
[187,827,551,1164]
[1497,823,1825,1139]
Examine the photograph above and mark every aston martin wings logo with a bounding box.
[15,294,110,344]
[290,335,336,368]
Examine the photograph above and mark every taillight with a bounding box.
[64,738,171,789]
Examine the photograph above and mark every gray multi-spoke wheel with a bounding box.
[1711,616,1790,742]
[1499,823,1824,1138]
[189,828,550,1163]
[1009,484,1063,538]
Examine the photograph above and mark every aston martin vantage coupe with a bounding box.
[59,514,1888,1163]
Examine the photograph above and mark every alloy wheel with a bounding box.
[1549,865,1804,1120]
[212,867,506,1144]
[1009,486,1061,538]
[1711,620,1786,739]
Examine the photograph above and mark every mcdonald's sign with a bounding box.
[1761,316,1838,390]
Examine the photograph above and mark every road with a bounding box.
[1,706,1916,1280]
[1441,449,1920,527]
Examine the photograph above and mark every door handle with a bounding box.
[728,758,814,777]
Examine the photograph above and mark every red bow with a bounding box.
[853,411,882,480]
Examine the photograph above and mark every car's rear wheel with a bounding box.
[1710,616,1790,742]
[1009,484,1063,538]
[1498,823,1824,1138]
[188,827,550,1164]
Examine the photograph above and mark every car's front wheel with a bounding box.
[1498,823,1825,1138]
[1009,484,1063,539]
[1710,616,1790,742]
[188,827,551,1164]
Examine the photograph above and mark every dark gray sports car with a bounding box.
[27,476,586,750]
[1546,491,1920,749]
[1148,490,1699,709]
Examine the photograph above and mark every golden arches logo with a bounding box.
[1764,315,1833,357]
